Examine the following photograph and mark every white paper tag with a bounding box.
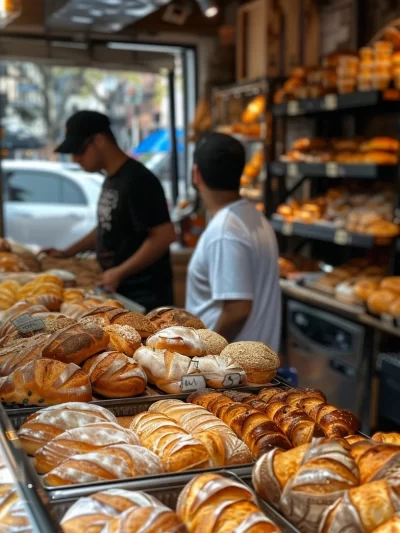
[324,94,338,110]
[288,100,299,115]
[288,163,299,177]
[326,162,339,177]
[11,313,45,334]
[181,375,207,392]
[282,222,293,236]
[334,229,349,245]
[223,373,243,388]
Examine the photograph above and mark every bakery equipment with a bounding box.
[286,299,369,419]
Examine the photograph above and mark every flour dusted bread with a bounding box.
[196,329,228,355]
[146,327,206,357]
[82,351,147,398]
[18,402,117,455]
[0,358,92,407]
[43,444,163,487]
[221,341,280,384]
[34,422,141,474]
[105,324,142,356]
[41,321,109,365]
[146,307,205,331]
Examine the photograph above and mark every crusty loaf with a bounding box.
[108,309,156,339]
[34,422,140,474]
[146,327,206,357]
[371,515,400,532]
[355,442,400,484]
[148,400,252,466]
[81,351,147,398]
[372,432,400,446]
[0,358,92,407]
[146,306,205,331]
[61,488,163,533]
[0,334,49,377]
[196,329,228,355]
[41,321,110,365]
[103,506,187,533]
[43,444,163,487]
[18,402,117,455]
[105,324,142,356]
[60,301,90,320]
[129,412,210,472]
[221,341,280,384]
[280,438,360,533]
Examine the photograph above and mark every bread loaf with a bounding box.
[372,432,400,446]
[18,402,117,455]
[320,478,400,533]
[148,399,252,466]
[146,327,206,357]
[220,341,280,384]
[188,355,247,388]
[63,288,85,303]
[196,329,228,355]
[0,358,92,407]
[82,351,147,398]
[129,411,210,472]
[0,457,32,533]
[280,438,359,533]
[43,444,163,487]
[371,515,400,532]
[105,324,142,356]
[176,472,280,533]
[41,321,110,365]
[0,334,49,377]
[108,309,156,339]
[34,422,141,474]
[60,301,90,319]
[61,489,163,533]
[146,307,205,330]
[355,442,400,484]
[102,506,187,533]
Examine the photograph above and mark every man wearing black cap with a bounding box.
[186,132,281,349]
[44,110,176,311]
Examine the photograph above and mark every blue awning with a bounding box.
[133,129,184,154]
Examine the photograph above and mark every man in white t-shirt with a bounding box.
[186,132,281,350]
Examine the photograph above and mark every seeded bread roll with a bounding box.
[197,329,228,355]
[105,324,142,356]
[146,307,206,331]
[221,342,280,384]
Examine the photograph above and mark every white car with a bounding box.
[2,160,104,249]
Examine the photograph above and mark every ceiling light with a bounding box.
[196,0,218,18]
[0,0,22,28]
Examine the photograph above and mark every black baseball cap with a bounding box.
[55,110,112,154]
[194,132,245,191]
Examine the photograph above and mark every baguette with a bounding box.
[43,444,163,487]
[102,506,187,533]
[18,402,117,455]
[0,358,92,407]
[129,411,210,472]
[34,422,140,474]
[81,351,147,398]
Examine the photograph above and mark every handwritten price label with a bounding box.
[223,373,244,388]
[11,313,45,334]
[181,375,207,392]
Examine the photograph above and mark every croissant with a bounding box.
[43,444,163,487]
[104,506,187,533]
[320,478,400,533]
[34,421,140,474]
[280,438,359,533]
[129,412,210,472]
[18,402,117,455]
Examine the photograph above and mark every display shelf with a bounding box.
[271,217,388,248]
[272,90,400,117]
[269,161,398,180]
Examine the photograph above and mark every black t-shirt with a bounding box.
[96,158,173,308]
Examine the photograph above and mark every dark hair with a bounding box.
[194,132,246,191]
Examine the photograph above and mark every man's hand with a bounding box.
[98,267,124,293]
[39,248,68,258]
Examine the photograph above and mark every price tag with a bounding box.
[288,163,299,177]
[282,222,293,236]
[181,375,207,392]
[381,313,394,325]
[326,162,339,177]
[11,313,45,334]
[223,373,244,388]
[324,94,338,110]
[288,100,299,116]
[333,229,349,246]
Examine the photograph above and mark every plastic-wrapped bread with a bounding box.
[148,399,252,466]
[320,477,400,533]
[18,402,117,455]
[176,472,281,533]
[0,358,92,407]
[146,327,206,357]
[81,351,147,398]
[43,444,163,487]
[102,506,187,533]
[280,438,359,533]
[129,411,210,472]
[61,489,163,533]
[34,422,141,474]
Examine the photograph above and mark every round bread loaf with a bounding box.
[220,342,280,384]
[146,307,205,331]
[197,329,228,355]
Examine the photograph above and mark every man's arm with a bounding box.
[41,228,96,258]
[214,299,253,343]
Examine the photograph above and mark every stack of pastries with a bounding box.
[281,136,399,165]
[253,432,400,532]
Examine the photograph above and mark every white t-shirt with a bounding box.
[186,199,281,351]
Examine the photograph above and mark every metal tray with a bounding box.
[6,383,279,429]
[48,468,300,533]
